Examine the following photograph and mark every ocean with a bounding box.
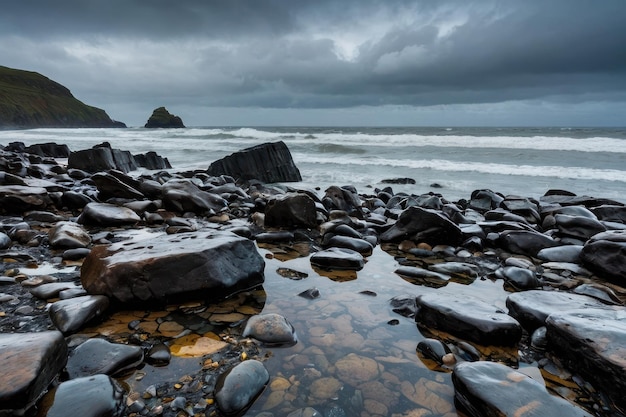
[1,126,625,203]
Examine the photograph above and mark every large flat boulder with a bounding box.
[81,230,265,304]
[380,206,463,246]
[453,361,594,417]
[207,141,302,183]
[416,293,522,347]
[546,307,626,409]
[0,331,68,411]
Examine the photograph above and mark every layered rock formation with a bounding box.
[0,65,125,128]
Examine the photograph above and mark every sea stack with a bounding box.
[144,107,185,128]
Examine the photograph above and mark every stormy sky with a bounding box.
[2,0,625,126]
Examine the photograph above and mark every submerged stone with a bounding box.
[452,361,594,417]
[215,360,269,416]
[506,290,607,332]
[242,313,297,347]
[416,293,522,347]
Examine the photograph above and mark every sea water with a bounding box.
[1,126,625,202]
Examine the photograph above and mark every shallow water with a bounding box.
[86,239,598,417]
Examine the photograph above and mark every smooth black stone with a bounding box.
[380,206,463,246]
[42,374,126,417]
[416,293,522,347]
[66,338,144,378]
[506,290,606,332]
[242,313,297,347]
[310,247,364,271]
[546,308,626,410]
[48,295,110,334]
[215,360,269,416]
[452,361,594,417]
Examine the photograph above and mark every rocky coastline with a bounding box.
[1,139,625,417]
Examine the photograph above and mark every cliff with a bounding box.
[0,65,126,129]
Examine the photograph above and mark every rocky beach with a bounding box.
[1,138,625,417]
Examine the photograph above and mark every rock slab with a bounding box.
[81,231,265,304]
[0,331,68,410]
[453,361,594,417]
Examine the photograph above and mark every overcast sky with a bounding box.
[2,0,625,127]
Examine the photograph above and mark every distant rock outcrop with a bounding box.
[144,107,185,128]
[0,65,126,129]
[207,141,302,183]
[67,142,171,173]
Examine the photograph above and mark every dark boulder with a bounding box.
[77,202,141,226]
[380,206,463,246]
[80,230,265,304]
[48,295,110,334]
[468,189,504,212]
[215,360,269,416]
[554,214,607,240]
[133,151,172,170]
[48,221,91,249]
[322,186,363,218]
[23,143,70,158]
[0,185,52,214]
[310,247,364,271]
[590,204,626,223]
[452,361,594,417]
[415,293,522,347]
[580,230,626,283]
[506,290,605,332]
[0,331,68,411]
[546,308,626,410]
[91,171,145,201]
[497,229,558,257]
[207,141,302,183]
[66,338,144,378]
[144,106,185,128]
[161,179,227,215]
[265,192,318,229]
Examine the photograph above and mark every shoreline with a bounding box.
[1,141,625,416]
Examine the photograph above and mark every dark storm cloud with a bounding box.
[1,0,625,124]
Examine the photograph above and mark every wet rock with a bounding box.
[91,171,145,201]
[41,374,126,417]
[573,283,623,305]
[68,145,134,173]
[0,185,52,214]
[133,151,172,170]
[161,179,227,215]
[61,189,95,209]
[580,230,626,283]
[394,266,450,287]
[380,206,463,246]
[62,247,91,261]
[417,338,452,365]
[495,266,540,290]
[0,331,67,411]
[389,294,418,319]
[30,282,81,300]
[146,343,171,366]
[429,262,480,281]
[591,204,626,223]
[77,202,141,226]
[554,214,607,240]
[310,247,364,271]
[48,295,110,334]
[81,230,265,304]
[66,338,144,378]
[546,308,626,410]
[452,361,594,417]
[416,293,522,347]
[264,192,317,229]
[536,245,582,262]
[497,230,558,257]
[208,141,302,183]
[48,221,91,249]
[242,313,297,347]
[468,189,504,212]
[23,210,65,223]
[322,186,363,218]
[0,232,11,249]
[323,235,374,256]
[506,290,606,332]
[215,359,269,416]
